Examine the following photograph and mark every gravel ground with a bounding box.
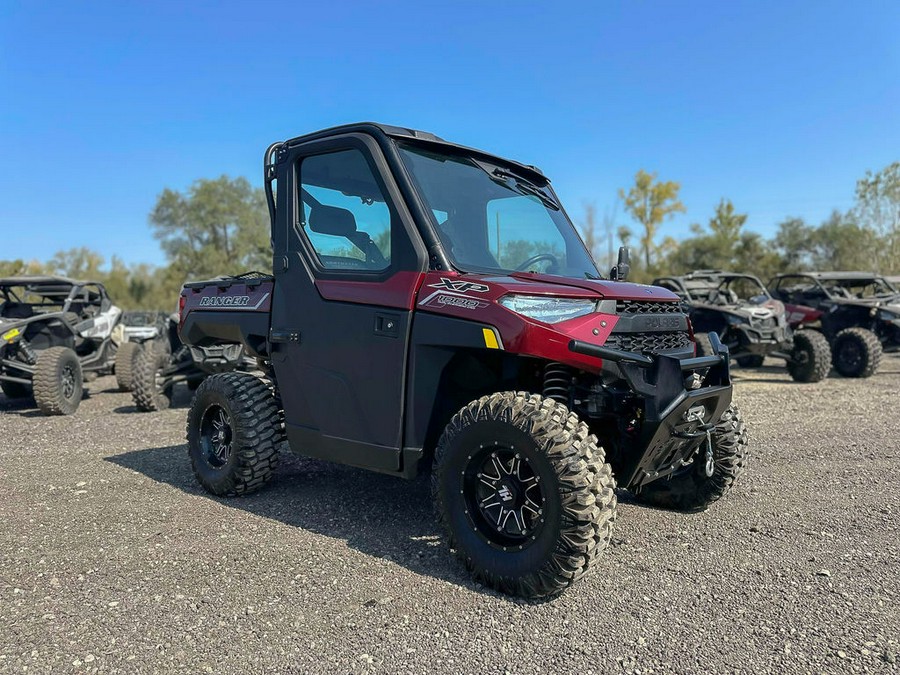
[1,356,898,674]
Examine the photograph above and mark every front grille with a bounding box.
[606,330,693,354]
[616,300,682,315]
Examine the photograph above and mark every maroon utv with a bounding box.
[177,123,749,599]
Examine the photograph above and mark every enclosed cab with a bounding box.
[178,123,749,599]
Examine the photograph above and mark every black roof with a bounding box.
[280,122,548,183]
[772,271,882,281]
[0,275,106,290]
[0,275,78,286]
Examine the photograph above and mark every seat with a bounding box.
[1,302,34,319]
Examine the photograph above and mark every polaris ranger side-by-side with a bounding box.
[653,271,831,382]
[770,272,900,378]
[178,123,749,599]
[0,276,122,414]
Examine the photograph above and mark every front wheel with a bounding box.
[33,346,83,416]
[634,404,749,512]
[787,330,831,382]
[432,392,617,600]
[832,327,882,378]
[115,341,141,391]
[132,344,174,411]
[186,372,283,496]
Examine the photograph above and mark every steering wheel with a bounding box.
[515,253,559,272]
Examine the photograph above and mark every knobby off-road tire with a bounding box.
[115,341,141,391]
[635,404,749,512]
[693,332,714,357]
[832,327,882,378]
[33,346,83,416]
[132,344,174,412]
[432,391,617,600]
[787,330,831,383]
[1,379,32,400]
[186,372,283,497]
[736,355,765,368]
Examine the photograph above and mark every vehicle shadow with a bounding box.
[111,386,194,414]
[0,397,44,416]
[104,445,504,600]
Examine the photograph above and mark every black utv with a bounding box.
[770,272,900,378]
[0,276,123,414]
[654,271,832,382]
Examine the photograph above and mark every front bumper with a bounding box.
[729,324,791,356]
[569,334,734,490]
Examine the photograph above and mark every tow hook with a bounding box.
[704,429,715,477]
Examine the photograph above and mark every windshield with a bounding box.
[398,144,601,279]
[822,277,897,300]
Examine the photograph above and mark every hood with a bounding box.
[467,272,681,301]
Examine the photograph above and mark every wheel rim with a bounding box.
[461,446,546,549]
[200,404,233,468]
[838,339,862,370]
[61,364,76,399]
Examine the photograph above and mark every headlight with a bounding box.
[725,314,748,326]
[498,295,597,324]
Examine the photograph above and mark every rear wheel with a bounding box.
[634,404,748,512]
[432,392,617,599]
[787,330,831,382]
[1,378,32,400]
[132,344,174,411]
[832,327,882,378]
[33,346,83,416]
[115,341,141,391]
[186,372,283,496]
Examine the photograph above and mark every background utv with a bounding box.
[176,123,750,599]
[654,271,831,382]
[0,276,122,415]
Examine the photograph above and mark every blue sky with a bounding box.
[1,1,898,268]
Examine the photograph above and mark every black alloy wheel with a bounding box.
[199,404,233,468]
[462,446,546,550]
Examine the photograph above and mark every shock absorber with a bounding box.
[543,362,574,405]
[18,339,37,365]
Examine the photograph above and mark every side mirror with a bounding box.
[610,246,630,281]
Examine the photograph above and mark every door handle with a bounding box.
[374,313,400,337]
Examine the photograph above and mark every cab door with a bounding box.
[270,134,427,473]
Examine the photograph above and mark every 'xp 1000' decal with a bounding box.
[428,278,490,294]
[198,292,270,309]
[421,293,489,311]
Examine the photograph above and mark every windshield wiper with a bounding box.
[489,168,561,211]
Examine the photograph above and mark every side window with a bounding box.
[487,195,566,272]
[298,149,393,272]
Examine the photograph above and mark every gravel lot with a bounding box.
[1,355,898,674]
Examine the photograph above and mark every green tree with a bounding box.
[150,175,271,281]
[618,170,685,273]
[666,199,747,272]
[854,161,900,272]
[48,247,105,279]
